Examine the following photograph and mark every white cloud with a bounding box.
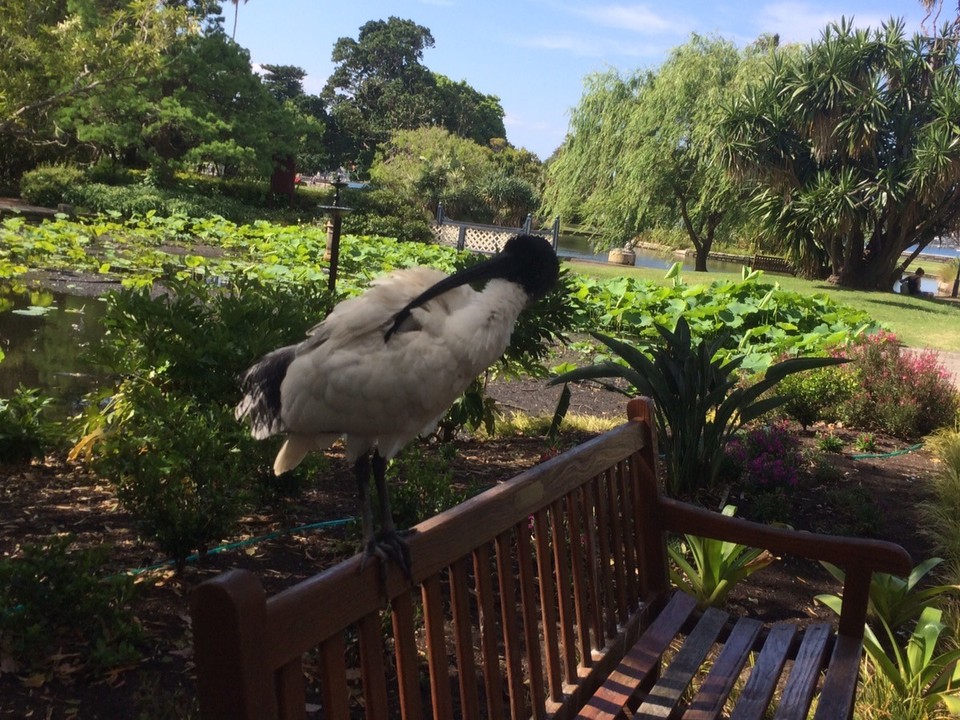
[757,2,894,44]
[576,3,684,34]
[515,31,667,58]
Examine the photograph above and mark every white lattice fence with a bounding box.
[432,223,551,255]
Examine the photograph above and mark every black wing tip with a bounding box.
[236,345,297,435]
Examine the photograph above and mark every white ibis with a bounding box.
[236,234,559,576]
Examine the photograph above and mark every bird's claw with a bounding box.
[360,529,416,582]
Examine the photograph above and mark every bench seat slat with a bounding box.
[774,623,832,720]
[633,606,729,719]
[576,592,699,719]
[729,623,797,720]
[813,634,863,720]
[682,617,764,720]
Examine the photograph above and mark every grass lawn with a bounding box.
[565,257,960,352]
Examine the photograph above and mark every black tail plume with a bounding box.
[235,346,296,439]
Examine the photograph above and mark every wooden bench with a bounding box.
[749,253,796,275]
[191,398,911,720]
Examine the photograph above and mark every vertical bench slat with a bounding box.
[518,519,548,718]
[551,497,580,685]
[682,617,763,720]
[450,557,482,720]
[616,461,640,610]
[635,606,729,718]
[534,509,565,701]
[604,468,628,626]
[568,488,596,667]
[473,544,506,720]
[422,574,455,720]
[729,623,797,720]
[318,633,350,720]
[275,658,306,720]
[592,476,618,639]
[496,530,527,719]
[390,591,425,720]
[357,613,390,718]
[605,468,629,624]
[774,624,832,720]
[579,483,605,655]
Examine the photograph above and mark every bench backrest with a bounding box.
[192,399,669,719]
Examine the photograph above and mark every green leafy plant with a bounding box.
[90,380,254,571]
[0,385,60,462]
[817,559,960,714]
[0,536,142,675]
[816,433,844,453]
[387,443,472,529]
[667,505,776,608]
[552,317,846,496]
[854,432,878,453]
[776,365,857,429]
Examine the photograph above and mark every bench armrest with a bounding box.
[659,497,912,637]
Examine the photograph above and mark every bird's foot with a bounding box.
[360,529,416,582]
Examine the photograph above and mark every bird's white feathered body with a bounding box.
[238,266,529,475]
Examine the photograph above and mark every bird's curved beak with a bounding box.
[383,253,513,342]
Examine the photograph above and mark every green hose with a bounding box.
[850,442,924,460]
[128,516,356,575]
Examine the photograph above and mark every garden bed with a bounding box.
[0,414,939,719]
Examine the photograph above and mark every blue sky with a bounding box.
[232,1,933,161]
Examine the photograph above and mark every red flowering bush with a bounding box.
[725,422,803,489]
[838,331,958,439]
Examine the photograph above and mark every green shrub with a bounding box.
[552,317,845,496]
[818,559,960,715]
[19,164,85,207]
[387,444,470,529]
[839,331,959,439]
[91,380,252,570]
[74,277,334,568]
[777,365,857,428]
[342,186,434,244]
[0,536,142,674]
[816,433,845,453]
[0,386,60,462]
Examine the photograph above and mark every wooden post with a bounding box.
[191,570,277,720]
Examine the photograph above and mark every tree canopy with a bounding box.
[323,16,507,168]
[371,126,538,226]
[721,18,960,289]
[542,34,749,271]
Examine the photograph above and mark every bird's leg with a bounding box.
[354,453,377,563]
[371,450,413,579]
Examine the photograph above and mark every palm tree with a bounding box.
[230,0,248,40]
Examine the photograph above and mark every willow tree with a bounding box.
[721,18,960,289]
[542,34,747,271]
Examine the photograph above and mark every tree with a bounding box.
[542,35,747,271]
[261,64,307,103]
[721,18,960,289]
[432,75,506,146]
[0,0,187,185]
[370,126,538,226]
[323,17,438,166]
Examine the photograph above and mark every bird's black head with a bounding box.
[498,234,560,301]
[384,234,560,341]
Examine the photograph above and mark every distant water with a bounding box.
[556,234,745,273]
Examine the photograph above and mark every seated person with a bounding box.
[900,267,926,296]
